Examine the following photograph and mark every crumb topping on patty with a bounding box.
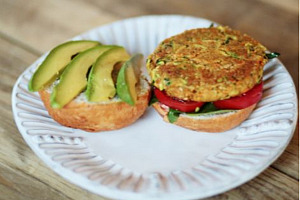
[147,26,268,102]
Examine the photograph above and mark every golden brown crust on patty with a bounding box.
[152,102,256,132]
[39,82,150,132]
[147,26,267,102]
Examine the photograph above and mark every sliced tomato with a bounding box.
[213,82,263,109]
[153,87,204,112]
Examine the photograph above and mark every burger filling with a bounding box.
[151,81,263,123]
[147,26,279,123]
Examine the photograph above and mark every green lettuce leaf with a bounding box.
[167,103,235,123]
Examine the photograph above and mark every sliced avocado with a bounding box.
[28,40,100,92]
[86,47,130,102]
[116,54,143,105]
[50,45,116,108]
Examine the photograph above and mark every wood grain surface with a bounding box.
[0,0,298,199]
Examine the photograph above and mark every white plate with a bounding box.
[12,15,298,200]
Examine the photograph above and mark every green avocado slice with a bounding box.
[28,40,100,92]
[50,45,116,108]
[86,47,130,102]
[116,54,143,105]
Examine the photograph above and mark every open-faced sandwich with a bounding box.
[147,26,279,132]
[28,41,150,132]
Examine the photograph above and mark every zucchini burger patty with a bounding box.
[147,26,268,102]
[147,26,278,132]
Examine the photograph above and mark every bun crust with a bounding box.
[152,102,256,132]
[39,84,150,132]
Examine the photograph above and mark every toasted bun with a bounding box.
[152,102,256,132]
[39,78,150,132]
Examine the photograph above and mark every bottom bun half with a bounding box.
[152,102,256,133]
[39,79,150,132]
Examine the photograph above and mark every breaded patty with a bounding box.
[146,26,268,102]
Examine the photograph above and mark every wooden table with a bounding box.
[0,0,298,199]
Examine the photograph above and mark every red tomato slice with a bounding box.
[213,82,263,109]
[154,87,204,112]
